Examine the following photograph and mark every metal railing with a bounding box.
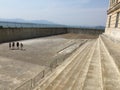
[13,54,74,90]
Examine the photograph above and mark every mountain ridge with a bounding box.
[0,18,55,25]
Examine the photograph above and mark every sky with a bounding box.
[0,0,109,26]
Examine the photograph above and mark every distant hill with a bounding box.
[30,20,55,24]
[0,18,55,25]
[0,18,106,29]
[0,18,67,28]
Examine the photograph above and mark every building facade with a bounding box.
[105,0,120,39]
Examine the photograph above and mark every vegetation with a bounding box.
[0,26,3,28]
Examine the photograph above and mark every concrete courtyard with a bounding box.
[0,33,97,89]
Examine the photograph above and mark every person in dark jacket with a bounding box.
[12,42,15,50]
[20,43,23,50]
[16,42,19,49]
[9,42,11,49]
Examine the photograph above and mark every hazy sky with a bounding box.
[0,0,109,26]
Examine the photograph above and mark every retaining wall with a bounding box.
[0,28,67,43]
[67,28,104,35]
[0,27,104,43]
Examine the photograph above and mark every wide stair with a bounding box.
[35,36,120,90]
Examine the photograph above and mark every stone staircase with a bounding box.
[34,36,120,90]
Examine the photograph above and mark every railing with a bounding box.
[12,69,47,90]
[13,55,70,90]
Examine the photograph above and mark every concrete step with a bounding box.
[65,40,97,90]
[46,40,96,90]
[99,37,120,90]
[82,39,103,90]
[35,41,94,90]
[35,41,95,90]
[100,35,120,71]
[34,40,96,90]
[34,36,120,90]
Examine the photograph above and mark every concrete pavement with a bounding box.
[35,36,120,90]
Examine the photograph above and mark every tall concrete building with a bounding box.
[105,0,120,39]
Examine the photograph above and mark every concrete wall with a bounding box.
[0,28,67,43]
[0,27,104,43]
[105,28,120,40]
[67,28,104,35]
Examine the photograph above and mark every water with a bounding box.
[0,21,66,28]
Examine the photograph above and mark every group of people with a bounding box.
[9,42,23,50]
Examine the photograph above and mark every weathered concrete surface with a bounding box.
[100,36,120,90]
[35,39,96,90]
[0,34,90,67]
[35,35,120,90]
[0,56,45,90]
[1,33,120,90]
[0,33,95,90]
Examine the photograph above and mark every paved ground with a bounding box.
[35,35,120,90]
[0,33,97,90]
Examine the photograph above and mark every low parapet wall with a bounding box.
[0,27,104,43]
[105,28,120,41]
[67,28,104,35]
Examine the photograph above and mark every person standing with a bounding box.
[9,42,11,49]
[12,42,15,50]
[20,43,23,50]
[16,42,19,49]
